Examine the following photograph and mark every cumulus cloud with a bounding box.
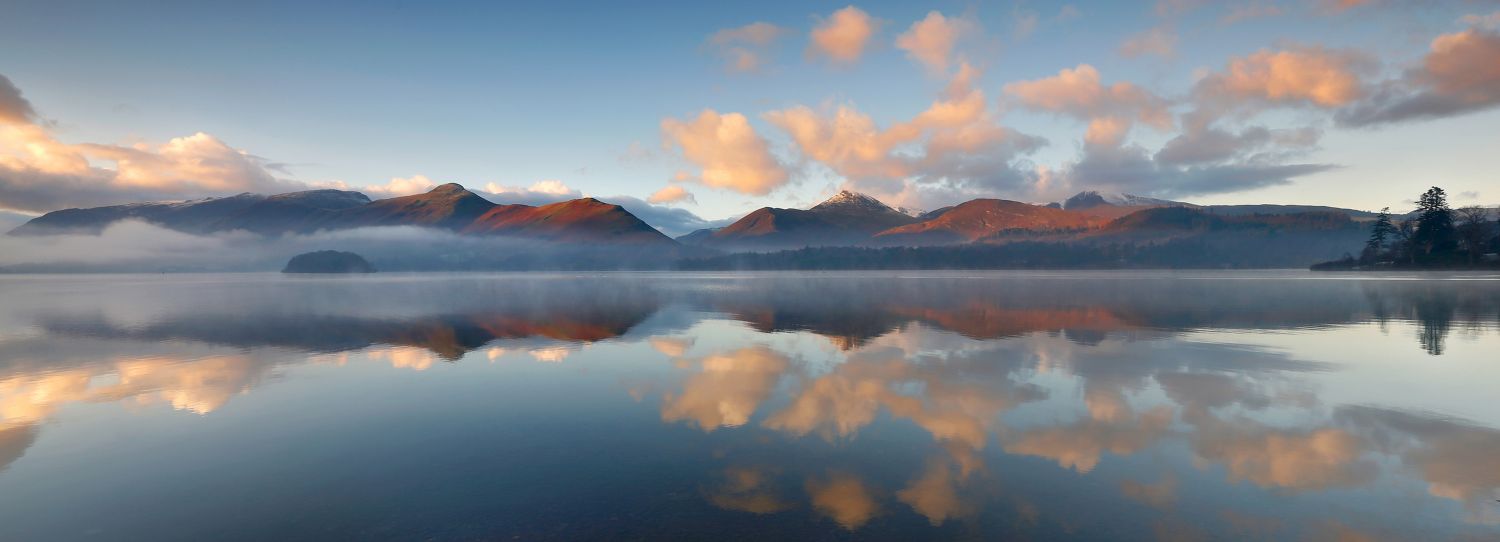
[1337,28,1500,126]
[764,63,1044,208]
[661,109,790,196]
[647,185,696,205]
[1004,64,1174,147]
[1119,26,1176,58]
[808,6,878,65]
[1196,46,1373,109]
[707,22,786,73]
[0,74,302,214]
[895,11,975,73]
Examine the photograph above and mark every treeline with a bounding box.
[678,233,1362,271]
[1314,187,1498,270]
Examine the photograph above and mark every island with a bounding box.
[282,250,377,274]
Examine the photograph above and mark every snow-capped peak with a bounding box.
[1062,190,1180,210]
[811,190,900,214]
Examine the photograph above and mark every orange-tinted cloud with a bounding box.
[647,185,696,205]
[660,346,790,431]
[1004,64,1173,147]
[765,63,1042,206]
[1198,47,1369,107]
[0,76,302,213]
[895,11,974,73]
[706,466,791,514]
[1338,28,1500,126]
[896,460,969,525]
[808,6,878,64]
[1193,424,1374,491]
[661,110,790,196]
[1003,407,1173,473]
[806,472,880,529]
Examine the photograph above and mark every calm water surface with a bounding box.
[0,271,1497,541]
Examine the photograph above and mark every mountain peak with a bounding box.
[1062,190,1179,210]
[427,183,471,195]
[811,190,897,213]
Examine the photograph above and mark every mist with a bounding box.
[0,220,683,272]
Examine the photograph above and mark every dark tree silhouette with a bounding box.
[1362,207,1395,263]
[1412,187,1457,263]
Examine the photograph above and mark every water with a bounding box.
[0,271,1497,541]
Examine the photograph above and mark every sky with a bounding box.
[1,0,1498,230]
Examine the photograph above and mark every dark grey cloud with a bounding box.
[1066,141,1336,199]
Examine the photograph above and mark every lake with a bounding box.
[0,271,1497,541]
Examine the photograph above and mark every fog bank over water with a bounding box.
[0,220,678,272]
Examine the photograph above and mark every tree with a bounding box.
[1394,218,1417,264]
[1362,207,1395,263]
[1412,187,1457,264]
[1455,206,1491,264]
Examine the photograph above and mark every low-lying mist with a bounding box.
[0,220,681,272]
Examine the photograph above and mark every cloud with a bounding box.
[483,179,583,205]
[895,11,975,73]
[1221,3,1284,24]
[708,22,786,73]
[706,466,791,514]
[661,109,790,196]
[1004,64,1174,147]
[1192,422,1376,491]
[1459,11,1500,30]
[1155,125,1322,166]
[808,6,878,65]
[357,174,437,197]
[647,185,696,205]
[1119,26,1176,58]
[597,195,734,237]
[1197,46,1372,109]
[896,460,969,525]
[660,346,790,431]
[1319,0,1373,13]
[805,472,880,529]
[0,74,302,214]
[0,75,37,124]
[765,63,1045,209]
[1337,29,1500,126]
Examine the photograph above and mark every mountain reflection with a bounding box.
[0,273,1497,539]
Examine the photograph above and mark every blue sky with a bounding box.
[1,0,1498,226]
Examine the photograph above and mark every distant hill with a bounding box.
[5,185,1395,269]
[463,197,673,244]
[7,183,673,245]
[282,250,377,274]
[689,190,918,251]
[875,199,1098,245]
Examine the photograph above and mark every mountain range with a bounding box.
[9,183,674,245]
[6,184,1385,268]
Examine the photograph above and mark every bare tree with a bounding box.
[1456,206,1491,264]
